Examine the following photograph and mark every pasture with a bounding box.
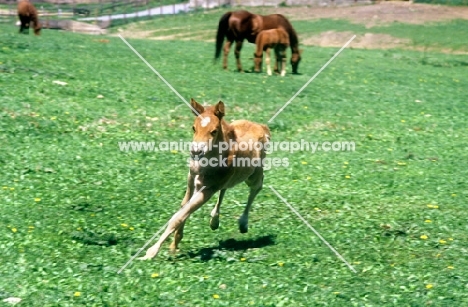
[1,4,468,306]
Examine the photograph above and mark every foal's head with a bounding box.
[190,98,225,159]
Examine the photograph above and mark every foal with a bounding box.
[254,28,290,76]
[17,0,41,35]
[140,99,271,260]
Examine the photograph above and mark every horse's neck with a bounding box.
[291,44,300,54]
[288,29,300,54]
[254,15,263,32]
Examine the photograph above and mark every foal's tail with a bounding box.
[261,124,271,143]
[215,11,232,60]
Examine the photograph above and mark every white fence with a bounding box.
[189,0,371,9]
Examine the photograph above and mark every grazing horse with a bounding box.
[215,10,302,74]
[139,99,271,260]
[254,28,290,77]
[17,0,41,35]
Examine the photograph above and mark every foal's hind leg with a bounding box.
[239,169,264,233]
[210,189,226,230]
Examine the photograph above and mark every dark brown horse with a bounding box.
[215,10,301,74]
[17,0,41,35]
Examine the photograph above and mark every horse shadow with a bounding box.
[183,234,276,262]
[243,68,302,75]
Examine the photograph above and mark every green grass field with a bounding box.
[1,8,468,306]
[109,9,468,53]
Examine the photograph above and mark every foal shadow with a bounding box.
[184,234,276,262]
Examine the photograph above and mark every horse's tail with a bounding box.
[261,124,271,142]
[261,124,271,159]
[215,11,232,60]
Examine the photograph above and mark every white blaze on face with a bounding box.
[200,117,211,128]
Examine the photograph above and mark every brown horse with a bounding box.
[254,28,290,77]
[139,99,271,260]
[215,10,301,74]
[17,0,41,35]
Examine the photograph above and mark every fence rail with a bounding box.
[0,0,191,29]
[1,0,382,30]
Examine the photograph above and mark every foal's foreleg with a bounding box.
[210,189,226,230]
[277,47,287,77]
[265,48,272,76]
[139,188,216,260]
[18,16,29,34]
[273,47,279,74]
[170,176,194,252]
[24,18,30,34]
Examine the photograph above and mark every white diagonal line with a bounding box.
[269,186,357,273]
[117,186,206,273]
[118,34,203,117]
[117,221,169,274]
[268,35,356,123]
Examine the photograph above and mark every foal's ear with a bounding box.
[214,101,225,119]
[190,98,205,116]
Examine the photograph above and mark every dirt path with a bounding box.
[266,3,468,52]
[301,31,411,49]
[265,2,468,27]
[277,2,468,51]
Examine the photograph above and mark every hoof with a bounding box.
[210,215,220,230]
[137,255,151,261]
[239,223,248,234]
[239,216,248,233]
[139,245,160,260]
